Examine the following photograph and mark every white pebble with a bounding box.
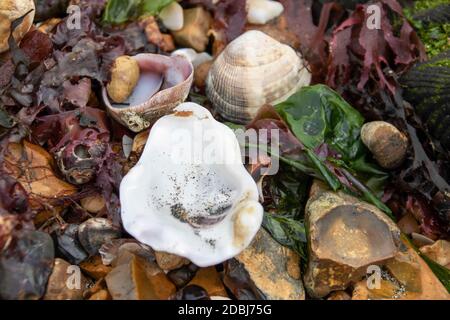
[172,48,213,68]
[159,2,184,31]
[247,0,284,25]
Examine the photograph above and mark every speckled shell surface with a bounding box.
[206,30,311,124]
[120,103,263,267]
[102,53,193,132]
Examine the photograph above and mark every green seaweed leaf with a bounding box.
[102,0,174,24]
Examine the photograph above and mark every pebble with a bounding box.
[0,230,54,300]
[55,224,88,265]
[78,218,121,256]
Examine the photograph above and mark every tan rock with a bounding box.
[188,267,228,297]
[3,141,77,209]
[80,194,106,214]
[397,213,420,235]
[172,7,211,52]
[194,60,213,91]
[89,289,111,300]
[224,228,305,300]
[327,291,351,300]
[420,240,450,269]
[353,240,450,300]
[0,0,35,53]
[105,253,176,300]
[155,251,189,271]
[44,258,89,300]
[79,255,112,280]
[304,191,401,298]
[37,18,61,34]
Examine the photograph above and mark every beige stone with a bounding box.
[172,7,211,52]
[224,228,305,300]
[80,194,106,214]
[420,240,450,269]
[155,251,189,271]
[304,191,401,298]
[0,0,35,53]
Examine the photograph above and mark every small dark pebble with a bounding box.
[54,224,88,265]
[167,263,199,288]
[172,285,210,300]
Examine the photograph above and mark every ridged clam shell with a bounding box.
[206,30,311,124]
[102,54,193,132]
[400,50,450,149]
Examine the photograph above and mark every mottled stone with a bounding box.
[78,218,121,256]
[353,240,450,300]
[304,191,401,298]
[0,231,54,300]
[44,258,89,300]
[224,228,305,300]
[105,252,176,300]
[155,251,189,271]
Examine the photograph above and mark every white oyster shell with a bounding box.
[120,102,263,267]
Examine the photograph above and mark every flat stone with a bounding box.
[223,228,305,300]
[155,251,189,271]
[188,267,228,297]
[105,252,176,300]
[304,191,401,298]
[0,230,54,300]
[172,7,211,52]
[44,258,89,300]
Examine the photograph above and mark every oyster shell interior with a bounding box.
[120,102,263,267]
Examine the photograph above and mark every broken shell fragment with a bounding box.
[120,102,263,267]
[361,121,408,169]
[102,54,193,132]
[206,30,311,124]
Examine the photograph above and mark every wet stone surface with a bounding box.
[0,230,54,300]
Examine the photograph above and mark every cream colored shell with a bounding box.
[206,30,311,124]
